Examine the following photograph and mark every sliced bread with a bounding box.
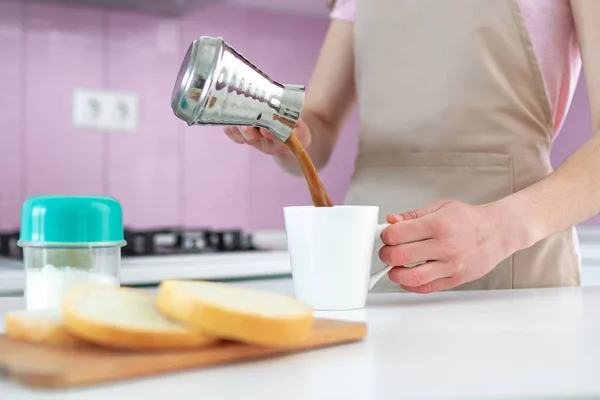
[156,280,314,347]
[5,308,91,349]
[62,286,220,351]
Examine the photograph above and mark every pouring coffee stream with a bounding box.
[285,134,333,207]
[170,36,333,207]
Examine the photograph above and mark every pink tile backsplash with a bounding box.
[23,1,105,199]
[0,0,596,231]
[549,76,597,224]
[0,0,23,230]
[105,12,181,228]
[179,5,253,230]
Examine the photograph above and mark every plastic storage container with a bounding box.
[17,196,126,310]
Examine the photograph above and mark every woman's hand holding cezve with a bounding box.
[223,117,312,157]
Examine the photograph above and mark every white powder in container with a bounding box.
[25,264,118,310]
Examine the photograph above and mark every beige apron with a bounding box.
[346,0,581,292]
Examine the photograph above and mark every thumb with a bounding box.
[395,199,452,221]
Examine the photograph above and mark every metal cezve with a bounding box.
[171,36,304,142]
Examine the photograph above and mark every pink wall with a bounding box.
[0,0,358,231]
[550,76,597,224]
[0,0,596,231]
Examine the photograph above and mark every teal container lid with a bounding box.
[18,196,126,247]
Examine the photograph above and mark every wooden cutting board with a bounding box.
[0,318,366,389]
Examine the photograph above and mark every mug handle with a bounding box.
[368,223,423,290]
[368,223,394,290]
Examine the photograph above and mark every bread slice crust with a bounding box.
[62,286,219,351]
[156,280,313,347]
[5,309,91,349]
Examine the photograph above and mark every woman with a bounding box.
[224,0,600,293]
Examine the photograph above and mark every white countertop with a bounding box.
[2,278,600,399]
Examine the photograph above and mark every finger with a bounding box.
[272,145,292,156]
[379,239,440,266]
[254,138,274,154]
[399,199,452,221]
[400,276,460,294]
[259,128,291,154]
[259,128,278,140]
[239,126,263,144]
[224,127,245,144]
[386,214,403,223]
[381,218,434,245]
[388,262,449,288]
[271,138,291,154]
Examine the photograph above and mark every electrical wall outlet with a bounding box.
[104,92,139,132]
[72,88,105,131]
[72,88,139,132]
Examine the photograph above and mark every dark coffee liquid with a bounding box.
[285,132,333,207]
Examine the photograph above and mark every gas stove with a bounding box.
[0,227,263,261]
[122,228,261,256]
[0,231,19,261]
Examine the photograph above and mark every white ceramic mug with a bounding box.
[283,205,393,310]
